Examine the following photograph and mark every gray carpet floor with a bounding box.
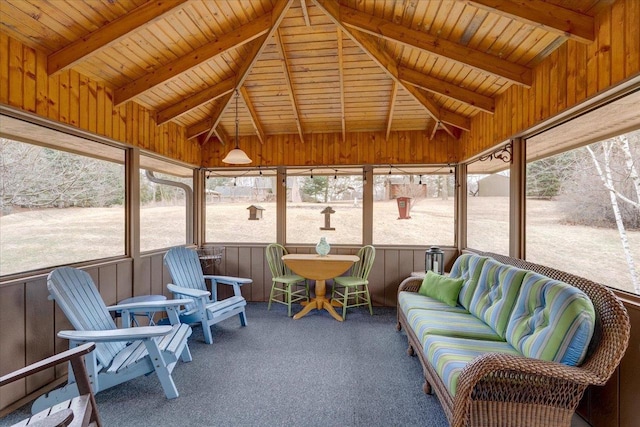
[2,302,449,427]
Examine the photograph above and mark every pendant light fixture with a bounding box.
[222,89,252,164]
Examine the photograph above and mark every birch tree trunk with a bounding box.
[618,134,640,206]
[587,142,640,293]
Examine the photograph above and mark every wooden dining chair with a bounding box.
[266,243,309,317]
[331,245,376,319]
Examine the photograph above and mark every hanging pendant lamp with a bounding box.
[222,89,252,164]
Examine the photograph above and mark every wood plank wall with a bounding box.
[201,130,460,167]
[0,33,200,166]
[460,0,640,159]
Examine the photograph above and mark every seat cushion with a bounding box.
[418,271,464,307]
[468,259,527,338]
[506,272,596,366]
[407,309,503,346]
[424,335,520,396]
[398,291,468,315]
[449,253,491,310]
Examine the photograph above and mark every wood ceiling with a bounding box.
[0,0,611,147]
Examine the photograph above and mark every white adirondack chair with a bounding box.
[32,267,193,414]
[164,247,251,345]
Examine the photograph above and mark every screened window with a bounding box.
[286,168,363,245]
[372,168,455,246]
[525,96,640,295]
[140,156,193,252]
[205,170,277,243]
[0,127,125,276]
[466,159,510,254]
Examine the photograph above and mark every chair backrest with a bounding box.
[164,247,208,292]
[350,245,376,280]
[265,243,292,279]
[48,267,125,368]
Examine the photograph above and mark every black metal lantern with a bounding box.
[425,246,444,275]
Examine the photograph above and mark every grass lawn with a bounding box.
[1,198,638,294]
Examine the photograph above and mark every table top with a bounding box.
[282,254,359,280]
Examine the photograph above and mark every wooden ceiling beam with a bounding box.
[337,28,346,143]
[385,81,398,141]
[156,77,235,125]
[239,86,266,144]
[398,66,495,114]
[114,12,273,106]
[275,29,306,144]
[187,93,233,140]
[468,0,594,44]
[300,0,311,27]
[320,0,532,87]
[47,0,189,76]
[213,124,231,147]
[202,0,295,144]
[313,2,466,135]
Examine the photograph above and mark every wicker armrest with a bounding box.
[398,276,422,293]
[451,352,597,427]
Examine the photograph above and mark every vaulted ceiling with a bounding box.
[0,0,611,146]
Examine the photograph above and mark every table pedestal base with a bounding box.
[293,279,343,321]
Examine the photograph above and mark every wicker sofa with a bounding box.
[396,251,630,427]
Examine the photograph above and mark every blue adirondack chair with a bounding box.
[32,267,193,414]
[164,246,251,345]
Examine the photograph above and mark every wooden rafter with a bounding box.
[213,124,231,147]
[187,93,233,140]
[468,0,594,44]
[156,77,235,125]
[114,13,273,106]
[321,0,532,87]
[300,0,311,27]
[239,86,266,144]
[337,28,346,143]
[275,29,305,144]
[47,0,189,76]
[385,81,397,141]
[398,66,495,114]
[201,0,295,144]
[427,120,439,140]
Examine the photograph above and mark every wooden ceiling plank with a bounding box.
[156,76,235,125]
[337,28,346,142]
[300,0,312,27]
[398,65,495,113]
[321,0,532,87]
[239,86,266,144]
[385,80,398,141]
[114,12,273,106]
[468,0,594,44]
[47,0,190,76]
[203,0,295,144]
[275,28,306,143]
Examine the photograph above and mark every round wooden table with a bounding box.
[282,254,359,321]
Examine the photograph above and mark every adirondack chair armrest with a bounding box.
[58,326,174,342]
[0,342,96,386]
[204,275,253,286]
[167,284,211,298]
[108,299,191,313]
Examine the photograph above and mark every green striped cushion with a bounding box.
[506,272,595,366]
[398,291,468,314]
[407,309,503,346]
[423,335,520,396]
[449,254,490,310]
[468,259,527,338]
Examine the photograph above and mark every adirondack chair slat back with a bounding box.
[164,247,207,292]
[48,267,126,368]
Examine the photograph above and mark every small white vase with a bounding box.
[315,237,330,256]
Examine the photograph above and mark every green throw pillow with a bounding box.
[418,271,464,307]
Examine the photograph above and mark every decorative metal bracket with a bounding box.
[479,142,512,163]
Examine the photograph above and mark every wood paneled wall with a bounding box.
[0,33,200,165]
[460,0,640,159]
[201,130,460,168]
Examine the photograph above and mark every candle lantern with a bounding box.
[425,246,444,275]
